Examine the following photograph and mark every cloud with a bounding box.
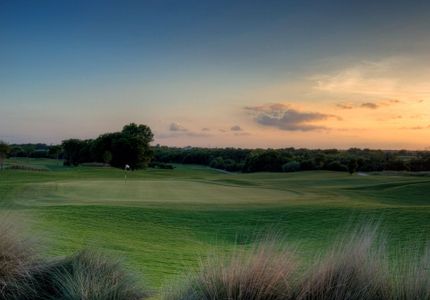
[246,103,339,131]
[245,103,289,117]
[169,122,188,132]
[312,57,430,99]
[256,110,329,131]
[158,122,212,138]
[158,131,211,139]
[245,103,289,112]
[400,125,430,130]
[361,102,379,109]
[336,103,353,109]
[230,125,242,131]
[184,132,212,137]
[234,132,251,136]
[336,99,401,110]
[312,59,400,97]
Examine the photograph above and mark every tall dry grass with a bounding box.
[31,249,149,300]
[391,245,430,300]
[165,226,430,300]
[0,221,150,299]
[0,221,36,299]
[165,240,297,300]
[296,225,391,300]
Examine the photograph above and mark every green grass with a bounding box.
[1,158,429,290]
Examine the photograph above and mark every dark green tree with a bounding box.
[48,145,63,159]
[113,123,154,168]
[62,139,88,166]
[102,151,112,165]
[348,158,358,174]
[0,141,10,170]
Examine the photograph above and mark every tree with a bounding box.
[348,158,358,174]
[62,139,87,166]
[0,141,10,170]
[243,150,284,172]
[282,161,301,172]
[209,157,225,170]
[325,160,348,172]
[91,124,154,169]
[109,124,154,169]
[102,151,112,165]
[48,145,63,159]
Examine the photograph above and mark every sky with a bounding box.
[1,0,429,149]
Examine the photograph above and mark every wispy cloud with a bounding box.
[336,103,353,109]
[336,99,401,110]
[312,57,430,99]
[400,125,430,130]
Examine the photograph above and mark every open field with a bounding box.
[1,158,430,290]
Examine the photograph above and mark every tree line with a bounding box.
[152,146,430,173]
[2,125,430,173]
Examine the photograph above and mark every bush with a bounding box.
[209,157,225,170]
[165,226,430,300]
[0,221,36,299]
[392,246,430,299]
[31,250,149,300]
[325,160,348,172]
[0,221,150,299]
[296,226,391,299]
[164,240,297,300]
[282,161,301,172]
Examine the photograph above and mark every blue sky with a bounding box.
[1,0,429,148]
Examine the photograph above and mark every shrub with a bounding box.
[392,246,430,299]
[31,250,149,300]
[282,161,301,172]
[165,226,430,300]
[296,226,391,300]
[0,221,36,299]
[164,241,297,300]
[325,160,348,172]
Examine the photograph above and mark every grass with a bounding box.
[0,220,35,299]
[0,158,429,293]
[164,239,298,300]
[30,249,148,300]
[165,226,430,300]
[0,221,149,299]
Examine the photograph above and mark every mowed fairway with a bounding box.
[1,158,430,288]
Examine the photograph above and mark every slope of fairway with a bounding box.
[1,159,429,288]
